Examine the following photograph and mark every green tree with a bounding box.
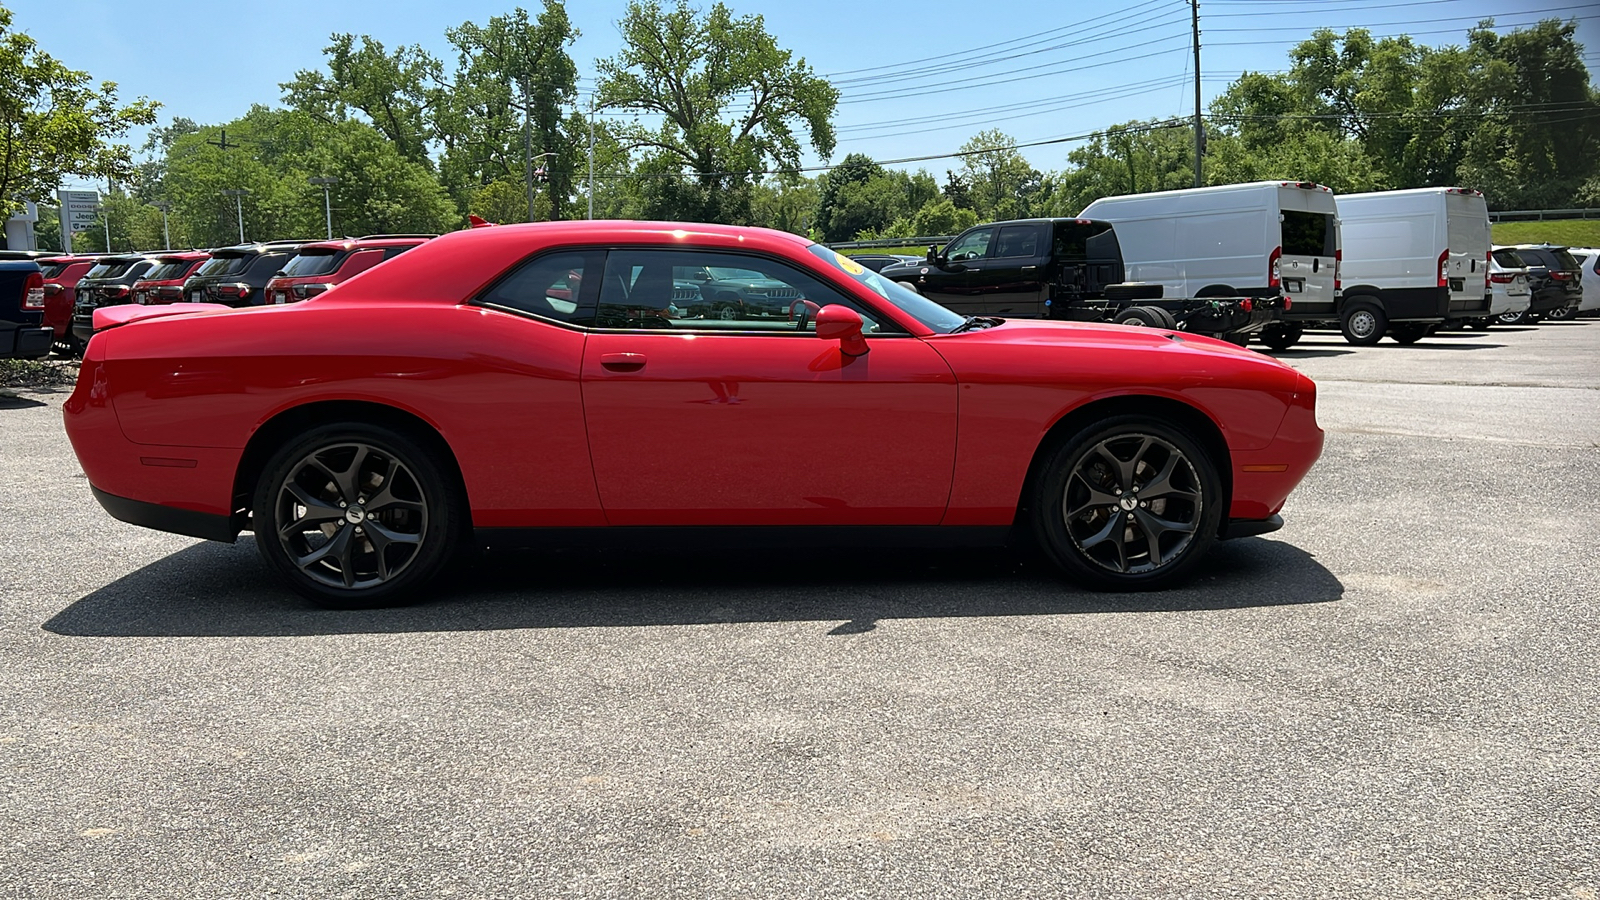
[442,2,580,220]
[910,197,978,237]
[0,6,158,217]
[953,130,1043,220]
[596,0,838,223]
[283,33,442,166]
[1050,121,1196,214]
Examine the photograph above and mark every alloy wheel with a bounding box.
[274,442,429,590]
[1061,433,1203,574]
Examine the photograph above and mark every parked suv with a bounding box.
[1479,247,1531,328]
[0,259,50,360]
[184,240,310,307]
[70,254,158,345]
[132,252,210,306]
[262,235,432,304]
[1566,247,1600,317]
[1506,244,1584,322]
[35,255,104,350]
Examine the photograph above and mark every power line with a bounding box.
[840,77,1195,140]
[840,39,1191,104]
[1209,0,1472,14]
[1210,4,1598,30]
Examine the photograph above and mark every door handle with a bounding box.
[599,352,647,372]
[1021,265,1036,272]
[966,267,982,272]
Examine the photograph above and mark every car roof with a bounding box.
[294,236,433,253]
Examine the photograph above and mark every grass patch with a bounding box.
[1492,219,1600,248]
[1,358,79,389]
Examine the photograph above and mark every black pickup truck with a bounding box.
[1,259,52,360]
[877,218,1282,342]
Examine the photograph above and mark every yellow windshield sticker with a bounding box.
[834,252,865,276]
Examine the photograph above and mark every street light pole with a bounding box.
[150,202,172,250]
[588,93,596,220]
[221,189,249,243]
[99,206,110,252]
[309,177,338,239]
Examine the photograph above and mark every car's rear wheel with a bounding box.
[1033,416,1223,591]
[1498,308,1531,325]
[254,423,462,609]
[1258,322,1303,350]
[1545,304,1577,321]
[1112,305,1170,328]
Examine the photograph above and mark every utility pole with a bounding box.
[99,206,110,252]
[150,202,171,250]
[588,93,596,220]
[222,189,249,243]
[309,177,338,239]
[1191,0,1204,188]
[522,76,536,223]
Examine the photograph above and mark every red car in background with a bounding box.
[131,251,210,305]
[37,255,103,348]
[263,234,433,304]
[64,221,1323,609]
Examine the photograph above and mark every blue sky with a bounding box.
[7,0,1595,192]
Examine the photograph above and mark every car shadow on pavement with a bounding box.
[1262,348,1355,359]
[44,536,1344,638]
[0,394,47,410]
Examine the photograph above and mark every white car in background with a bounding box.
[1566,247,1600,316]
[1481,247,1531,328]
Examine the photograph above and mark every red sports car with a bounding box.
[64,221,1322,608]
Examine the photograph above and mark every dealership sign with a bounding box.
[59,189,100,232]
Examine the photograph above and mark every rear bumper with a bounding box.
[90,485,241,542]
[1221,514,1283,540]
[1,324,53,359]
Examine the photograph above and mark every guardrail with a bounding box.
[1489,208,1600,222]
[825,236,955,250]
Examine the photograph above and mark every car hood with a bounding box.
[929,319,1302,386]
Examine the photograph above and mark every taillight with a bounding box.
[1484,251,1491,290]
[1268,246,1282,289]
[22,272,45,309]
[291,283,335,299]
[216,283,252,299]
[1489,272,1513,284]
[1437,249,1449,288]
[1283,297,1292,311]
[43,283,63,297]
[1551,271,1572,281]
[1333,249,1341,291]
[1240,298,1253,312]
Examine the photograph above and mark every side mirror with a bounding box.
[815,304,869,357]
[926,245,940,264]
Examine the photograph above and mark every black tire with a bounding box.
[1215,331,1251,347]
[1498,308,1531,325]
[1545,304,1577,321]
[1104,282,1163,301]
[1112,306,1168,328]
[1032,415,1224,591]
[253,422,464,609]
[1467,318,1493,330]
[1258,322,1303,351]
[1340,300,1387,346]
[1389,323,1429,344]
[1149,307,1179,329]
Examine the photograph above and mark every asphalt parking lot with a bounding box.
[2,321,1597,898]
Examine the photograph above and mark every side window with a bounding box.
[596,249,892,334]
[993,225,1040,259]
[382,246,413,261]
[478,250,597,324]
[252,253,290,278]
[945,228,992,261]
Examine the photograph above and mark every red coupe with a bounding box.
[64,221,1323,608]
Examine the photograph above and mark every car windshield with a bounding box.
[280,251,342,276]
[83,261,135,279]
[196,254,250,276]
[1492,249,1526,269]
[39,262,70,278]
[143,260,196,281]
[807,244,967,333]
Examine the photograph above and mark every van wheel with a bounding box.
[1259,323,1303,350]
[1340,301,1387,346]
[1389,323,1429,344]
[1033,416,1224,591]
[254,422,463,609]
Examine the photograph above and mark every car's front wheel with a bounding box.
[1033,416,1224,591]
[254,423,463,608]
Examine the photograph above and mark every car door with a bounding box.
[581,247,958,526]
[915,226,992,315]
[974,223,1049,317]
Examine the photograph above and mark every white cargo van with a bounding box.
[1335,188,1493,344]
[1080,181,1339,349]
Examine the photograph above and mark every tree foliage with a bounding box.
[596,0,838,223]
[0,6,158,217]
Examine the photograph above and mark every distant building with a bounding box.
[4,201,38,251]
